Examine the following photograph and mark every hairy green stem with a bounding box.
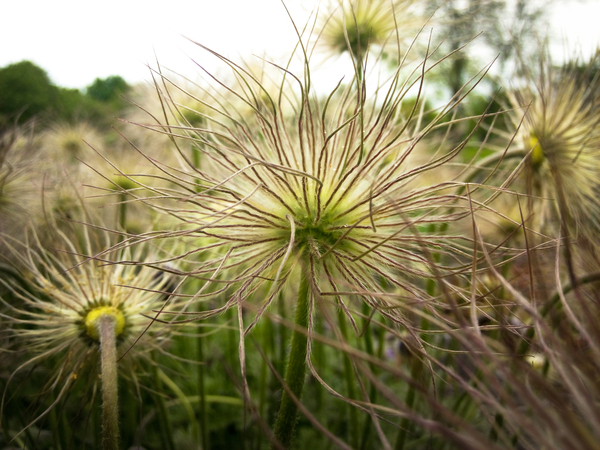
[97,314,120,450]
[337,302,358,446]
[277,291,288,379]
[394,355,424,450]
[395,314,430,450]
[119,194,126,226]
[197,329,208,450]
[272,273,310,449]
[257,318,271,450]
[48,403,63,450]
[359,301,379,450]
[517,271,600,356]
[152,351,175,450]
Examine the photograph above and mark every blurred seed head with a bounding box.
[318,0,426,64]
[43,120,102,164]
[0,123,45,244]
[508,50,600,253]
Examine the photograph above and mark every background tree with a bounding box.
[424,0,551,97]
[86,75,130,109]
[0,61,55,124]
[0,62,131,128]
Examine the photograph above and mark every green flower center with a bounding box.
[296,220,341,248]
[291,208,357,258]
[344,24,373,58]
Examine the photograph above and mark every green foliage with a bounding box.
[53,86,103,122]
[86,75,130,107]
[0,61,55,124]
[423,0,552,97]
[0,61,131,127]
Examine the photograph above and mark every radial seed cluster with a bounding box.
[508,52,600,248]
[1,224,175,381]
[117,37,489,330]
[318,0,425,63]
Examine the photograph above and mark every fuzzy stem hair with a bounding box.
[97,314,120,450]
[272,266,311,449]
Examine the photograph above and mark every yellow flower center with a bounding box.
[85,306,125,341]
[529,134,545,169]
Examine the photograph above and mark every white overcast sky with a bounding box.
[1,0,599,90]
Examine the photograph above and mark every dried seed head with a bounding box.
[318,0,425,63]
[109,24,500,333]
[509,50,600,249]
[1,218,177,396]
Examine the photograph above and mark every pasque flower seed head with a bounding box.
[114,30,495,332]
[508,50,600,251]
[1,219,176,439]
